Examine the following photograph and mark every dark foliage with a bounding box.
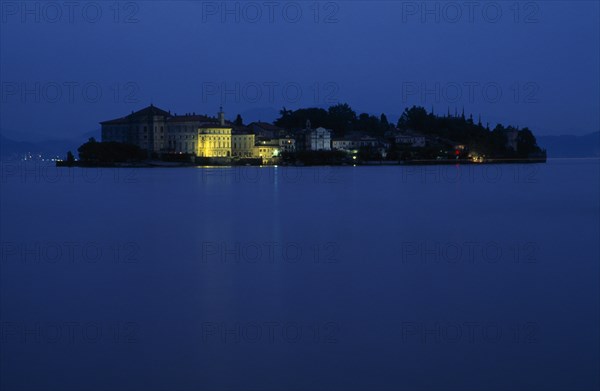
[396,106,545,158]
[77,138,146,162]
[275,103,394,138]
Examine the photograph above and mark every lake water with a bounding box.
[1,159,599,391]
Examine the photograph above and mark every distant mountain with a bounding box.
[82,129,101,141]
[537,132,600,158]
[0,131,98,160]
[238,107,281,124]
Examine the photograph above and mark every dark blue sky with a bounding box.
[1,1,598,141]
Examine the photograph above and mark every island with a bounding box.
[57,103,546,167]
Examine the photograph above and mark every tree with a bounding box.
[66,151,75,165]
[234,114,244,126]
[328,103,356,118]
[380,113,389,127]
[356,113,382,136]
[397,106,429,131]
[274,107,328,130]
[279,107,293,117]
[517,128,540,156]
[328,103,357,135]
[78,140,145,163]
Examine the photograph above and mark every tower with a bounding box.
[218,106,225,126]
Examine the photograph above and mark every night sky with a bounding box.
[1,1,598,141]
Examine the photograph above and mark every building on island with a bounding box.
[394,132,426,148]
[332,134,380,151]
[101,105,261,159]
[278,137,296,153]
[100,104,171,154]
[294,120,332,151]
[195,107,232,157]
[308,127,332,151]
[248,122,285,139]
[332,133,389,159]
[166,114,218,155]
[197,127,232,157]
[254,139,280,164]
[334,132,393,150]
[232,132,256,158]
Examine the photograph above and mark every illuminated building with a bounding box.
[248,122,285,139]
[254,139,280,164]
[102,105,259,159]
[232,133,256,158]
[278,137,296,153]
[197,126,232,157]
[167,114,216,155]
[101,105,319,164]
[295,120,332,151]
[308,127,332,151]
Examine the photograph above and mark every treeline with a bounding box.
[275,103,545,158]
[275,103,393,137]
[396,106,544,157]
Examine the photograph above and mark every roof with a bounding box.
[198,124,232,129]
[396,133,424,138]
[232,126,254,135]
[100,104,172,125]
[167,114,214,123]
[396,132,426,138]
[333,136,379,142]
[133,104,171,117]
[100,105,243,130]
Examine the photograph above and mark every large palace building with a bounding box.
[100,104,258,159]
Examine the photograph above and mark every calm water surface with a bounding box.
[1,159,598,390]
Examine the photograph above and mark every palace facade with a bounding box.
[101,105,268,160]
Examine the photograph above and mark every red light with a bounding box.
[455,150,460,155]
